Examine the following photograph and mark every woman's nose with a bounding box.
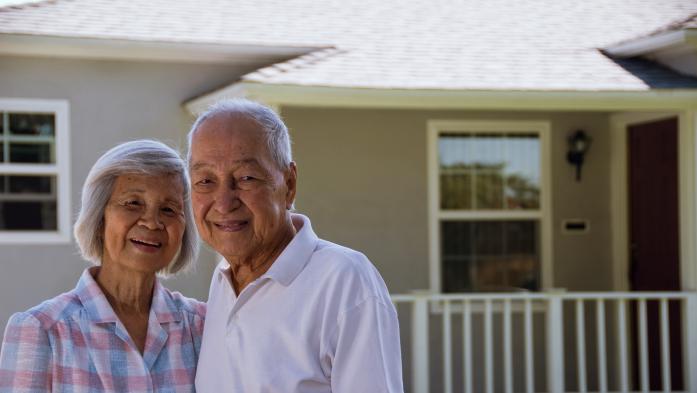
[139,208,164,230]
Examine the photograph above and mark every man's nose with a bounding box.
[213,185,241,213]
[139,208,164,230]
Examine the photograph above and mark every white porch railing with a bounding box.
[391,291,697,393]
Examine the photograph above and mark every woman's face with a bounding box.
[101,173,186,275]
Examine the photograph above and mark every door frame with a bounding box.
[609,111,697,292]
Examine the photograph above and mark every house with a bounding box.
[1,0,697,391]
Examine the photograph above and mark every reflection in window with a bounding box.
[439,133,540,210]
[9,113,55,136]
[1,108,59,233]
[441,220,539,292]
[0,175,57,230]
[436,128,543,292]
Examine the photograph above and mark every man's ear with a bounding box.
[285,162,297,209]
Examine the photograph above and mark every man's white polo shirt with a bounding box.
[195,213,404,393]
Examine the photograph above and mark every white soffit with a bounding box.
[184,82,697,114]
[0,34,322,64]
[605,29,697,58]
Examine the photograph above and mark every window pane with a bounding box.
[476,172,503,209]
[439,134,473,209]
[505,134,540,209]
[440,173,471,209]
[0,175,54,194]
[8,113,55,136]
[441,220,540,292]
[472,134,504,167]
[9,143,53,163]
[0,201,57,230]
[439,132,540,211]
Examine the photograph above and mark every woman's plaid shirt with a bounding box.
[0,267,205,392]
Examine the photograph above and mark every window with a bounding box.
[428,120,551,292]
[0,99,70,243]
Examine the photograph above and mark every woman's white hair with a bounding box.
[73,139,198,276]
[187,98,293,170]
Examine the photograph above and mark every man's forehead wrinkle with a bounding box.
[201,112,264,136]
[190,158,261,171]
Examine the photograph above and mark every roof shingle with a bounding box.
[1,0,696,91]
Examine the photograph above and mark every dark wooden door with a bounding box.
[628,117,682,390]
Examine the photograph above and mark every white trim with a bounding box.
[426,120,552,293]
[609,112,677,291]
[439,210,542,220]
[679,110,697,291]
[427,123,440,293]
[0,98,71,244]
[604,30,697,58]
[0,164,61,175]
[184,82,697,113]
[0,33,321,65]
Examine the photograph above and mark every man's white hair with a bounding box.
[187,99,292,170]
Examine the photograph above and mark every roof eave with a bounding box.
[0,33,322,64]
[184,82,697,113]
[605,29,697,58]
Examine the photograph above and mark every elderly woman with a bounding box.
[0,140,204,392]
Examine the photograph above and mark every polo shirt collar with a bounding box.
[76,266,181,324]
[263,213,319,286]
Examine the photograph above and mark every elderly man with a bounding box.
[189,99,403,392]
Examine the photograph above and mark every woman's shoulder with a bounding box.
[159,286,206,319]
[8,290,81,331]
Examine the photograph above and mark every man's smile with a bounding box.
[212,219,249,232]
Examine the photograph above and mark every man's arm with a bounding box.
[329,297,404,393]
[0,313,52,392]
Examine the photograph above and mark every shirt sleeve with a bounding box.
[0,312,52,392]
[329,297,404,393]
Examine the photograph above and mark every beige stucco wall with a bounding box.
[282,106,614,294]
[0,55,247,335]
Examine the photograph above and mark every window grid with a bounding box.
[429,120,550,293]
[0,99,69,243]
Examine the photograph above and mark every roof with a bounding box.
[1,0,697,91]
[646,12,697,36]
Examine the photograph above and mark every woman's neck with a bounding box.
[95,264,154,315]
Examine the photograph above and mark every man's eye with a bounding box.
[239,176,256,182]
[162,207,178,216]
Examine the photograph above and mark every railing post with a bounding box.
[546,292,565,393]
[685,293,697,392]
[412,292,430,393]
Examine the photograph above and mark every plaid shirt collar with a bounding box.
[75,266,182,324]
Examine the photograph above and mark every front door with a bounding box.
[628,116,682,390]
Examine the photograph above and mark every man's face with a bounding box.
[189,115,296,264]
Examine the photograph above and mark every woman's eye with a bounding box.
[123,200,141,207]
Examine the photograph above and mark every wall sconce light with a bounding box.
[566,130,591,181]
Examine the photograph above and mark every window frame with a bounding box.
[0,98,71,244]
[427,120,553,293]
